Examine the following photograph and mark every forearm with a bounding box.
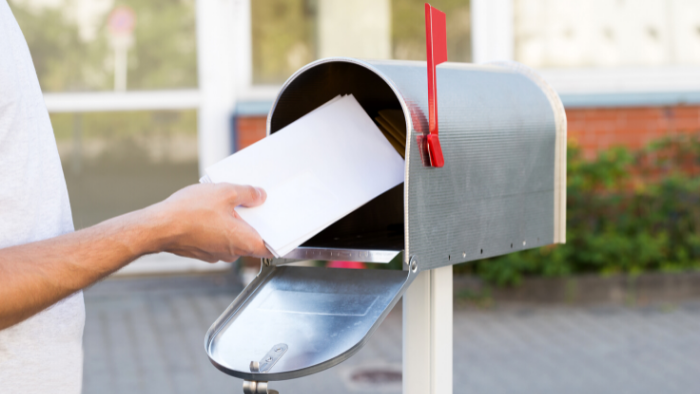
[0,183,270,330]
[0,206,171,330]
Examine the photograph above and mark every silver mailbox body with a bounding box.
[204,58,566,383]
[270,57,567,271]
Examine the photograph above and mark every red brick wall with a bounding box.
[236,105,700,159]
[567,105,700,160]
[236,116,267,150]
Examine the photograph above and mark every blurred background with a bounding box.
[7,0,700,393]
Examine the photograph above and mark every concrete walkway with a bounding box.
[83,271,700,394]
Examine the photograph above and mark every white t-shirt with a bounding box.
[0,1,85,392]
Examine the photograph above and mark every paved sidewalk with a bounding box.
[83,271,700,394]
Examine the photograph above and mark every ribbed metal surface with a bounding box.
[368,60,560,270]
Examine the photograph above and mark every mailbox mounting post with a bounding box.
[403,261,453,394]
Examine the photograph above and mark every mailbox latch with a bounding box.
[242,344,288,394]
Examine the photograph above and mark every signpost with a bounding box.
[107,6,136,92]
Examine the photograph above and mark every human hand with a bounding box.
[151,183,272,263]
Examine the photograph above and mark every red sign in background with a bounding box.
[107,6,136,37]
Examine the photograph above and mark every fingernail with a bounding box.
[257,187,267,201]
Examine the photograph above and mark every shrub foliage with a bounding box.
[459,135,700,286]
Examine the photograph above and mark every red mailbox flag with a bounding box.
[425,3,447,167]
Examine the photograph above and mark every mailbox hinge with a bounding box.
[242,380,278,394]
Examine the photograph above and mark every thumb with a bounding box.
[227,184,267,208]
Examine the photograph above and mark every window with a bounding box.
[514,0,700,68]
[252,0,471,85]
[51,110,199,229]
[11,0,201,229]
[9,0,197,92]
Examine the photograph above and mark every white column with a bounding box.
[113,45,128,92]
[471,0,514,63]
[196,0,252,173]
[403,265,453,394]
[232,0,252,91]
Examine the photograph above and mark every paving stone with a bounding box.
[83,274,700,394]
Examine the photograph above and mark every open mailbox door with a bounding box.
[205,254,414,382]
[204,57,566,393]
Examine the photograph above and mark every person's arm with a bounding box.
[0,183,271,330]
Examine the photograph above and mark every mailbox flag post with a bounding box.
[424,3,447,168]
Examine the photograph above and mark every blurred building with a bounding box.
[482,0,700,159]
[9,0,700,274]
[238,0,700,160]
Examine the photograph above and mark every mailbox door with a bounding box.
[204,261,415,381]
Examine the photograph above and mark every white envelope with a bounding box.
[202,95,405,257]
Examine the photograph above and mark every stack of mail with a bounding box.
[200,95,405,258]
[373,109,406,158]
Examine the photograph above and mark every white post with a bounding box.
[403,265,453,394]
[113,45,127,92]
[109,35,133,92]
[107,7,135,92]
[196,0,251,173]
[471,0,514,63]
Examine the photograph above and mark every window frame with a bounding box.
[471,0,700,108]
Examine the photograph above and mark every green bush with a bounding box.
[459,135,700,286]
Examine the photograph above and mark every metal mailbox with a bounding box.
[204,57,567,392]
